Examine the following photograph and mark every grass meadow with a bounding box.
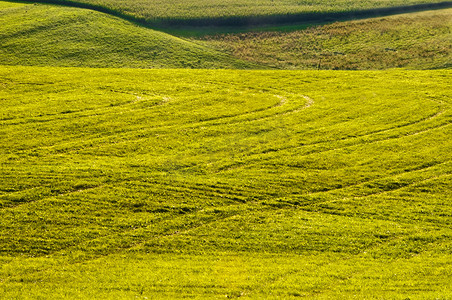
[19,0,451,26]
[1,1,450,70]
[199,8,452,70]
[0,1,254,69]
[1,66,451,298]
[1,0,452,297]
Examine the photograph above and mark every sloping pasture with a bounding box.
[0,66,451,298]
[0,2,253,69]
[18,0,452,27]
[199,8,452,70]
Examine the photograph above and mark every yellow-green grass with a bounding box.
[198,8,452,70]
[2,1,450,70]
[1,66,451,298]
[0,0,20,8]
[0,1,254,69]
[19,0,452,27]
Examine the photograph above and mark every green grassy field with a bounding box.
[20,0,451,27]
[1,66,451,298]
[2,0,452,297]
[1,1,450,70]
[0,1,254,69]
[199,8,452,70]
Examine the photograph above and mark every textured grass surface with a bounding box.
[1,1,450,70]
[0,2,253,69]
[198,8,452,70]
[1,66,451,298]
[20,0,450,25]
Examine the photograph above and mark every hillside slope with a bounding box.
[20,0,452,27]
[0,1,253,69]
[1,66,451,298]
[198,8,452,70]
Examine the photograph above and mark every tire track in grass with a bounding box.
[264,173,452,295]
[0,177,249,211]
[49,91,312,155]
[2,172,449,291]
[293,118,451,159]
[218,94,447,167]
[0,202,253,284]
[3,91,447,215]
[0,174,261,261]
[0,161,267,212]
[286,97,449,151]
[0,188,187,259]
[295,173,452,228]
[277,161,451,206]
[253,198,451,297]
[351,172,451,200]
[0,183,105,210]
[2,75,449,284]
[294,192,452,298]
[2,88,307,157]
[0,181,114,214]
[0,92,167,127]
[217,101,449,173]
[54,200,267,263]
[279,100,446,150]
[239,94,314,121]
[184,92,298,124]
[2,82,297,127]
[254,160,450,221]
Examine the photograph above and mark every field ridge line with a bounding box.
[14,0,452,29]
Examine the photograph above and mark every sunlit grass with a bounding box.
[21,0,448,24]
[0,2,254,69]
[0,66,451,298]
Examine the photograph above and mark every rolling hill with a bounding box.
[198,8,452,70]
[1,65,451,298]
[19,0,452,27]
[0,1,254,69]
[1,1,450,70]
[1,0,452,297]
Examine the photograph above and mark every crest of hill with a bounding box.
[0,2,254,69]
[18,0,452,27]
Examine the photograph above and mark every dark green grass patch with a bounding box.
[0,66,451,298]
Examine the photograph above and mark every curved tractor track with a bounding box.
[1,67,451,298]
